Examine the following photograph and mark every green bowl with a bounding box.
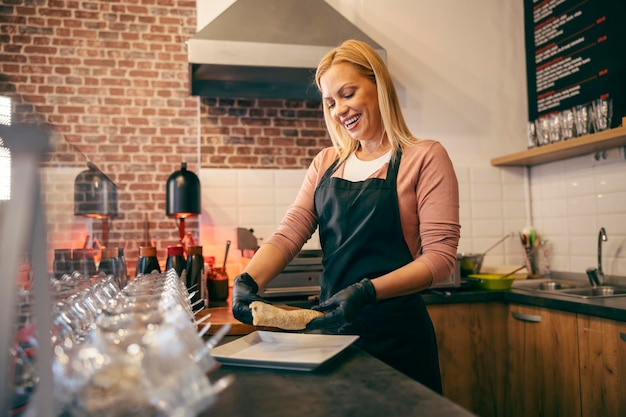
[467,273,515,290]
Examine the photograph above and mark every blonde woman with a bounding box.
[232,39,460,392]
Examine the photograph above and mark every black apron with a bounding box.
[314,150,442,393]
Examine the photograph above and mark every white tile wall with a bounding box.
[457,165,528,269]
[201,164,531,276]
[200,152,626,280]
[530,149,626,279]
[199,168,320,277]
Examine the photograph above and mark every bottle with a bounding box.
[165,245,186,279]
[97,247,117,277]
[53,248,72,279]
[98,247,127,288]
[116,247,129,288]
[202,256,215,308]
[135,246,161,277]
[73,248,97,277]
[185,246,204,310]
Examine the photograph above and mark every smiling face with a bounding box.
[319,62,383,144]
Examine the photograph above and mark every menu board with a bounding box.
[524,0,626,127]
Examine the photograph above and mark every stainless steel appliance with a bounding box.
[188,0,385,99]
[259,250,323,298]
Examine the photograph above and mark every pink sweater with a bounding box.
[264,139,461,286]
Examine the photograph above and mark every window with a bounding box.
[0,96,11,126]
[0,96,12,200]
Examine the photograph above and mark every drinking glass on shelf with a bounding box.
[560,108,574,140]
[573,104,589,137]
[549,113,562,143]
[535,117,551,146]
[591,98,613,132]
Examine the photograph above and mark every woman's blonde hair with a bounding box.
[315,39,417,163]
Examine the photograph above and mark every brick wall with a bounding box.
[0,0,328,271]
[199,97,328,169]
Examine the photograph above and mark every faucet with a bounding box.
[586,227,608,287]
[597,227,607,283]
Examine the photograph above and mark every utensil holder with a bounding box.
[522,244,543,278]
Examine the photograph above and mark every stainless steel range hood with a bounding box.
[188,0,385,100]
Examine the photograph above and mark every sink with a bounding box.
[512,279,626,298]
[512,279,589,292]
[556,286,626,299]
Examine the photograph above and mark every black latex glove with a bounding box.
[306,278,376,332]
[231,272,269,325]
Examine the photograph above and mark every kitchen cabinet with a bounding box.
[491,116,626,167]
[577,315,626,417]
[504,304,580,417]
[428,302,507,417]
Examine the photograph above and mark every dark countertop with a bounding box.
[201,338,477,417]
[201,279,626,337]
[421,284,626,322]
[281,283,626,322]
[197,279,624,417]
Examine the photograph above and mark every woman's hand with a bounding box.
[306,278,376,332]
[231,272,269,325]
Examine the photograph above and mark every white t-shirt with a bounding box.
[342,150,392,182]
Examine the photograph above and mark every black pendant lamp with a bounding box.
[74,162,118,245]
[166,162,201,242]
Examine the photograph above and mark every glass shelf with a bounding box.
[491,116,626,167]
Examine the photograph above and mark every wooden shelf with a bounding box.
[491,116,626,167]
